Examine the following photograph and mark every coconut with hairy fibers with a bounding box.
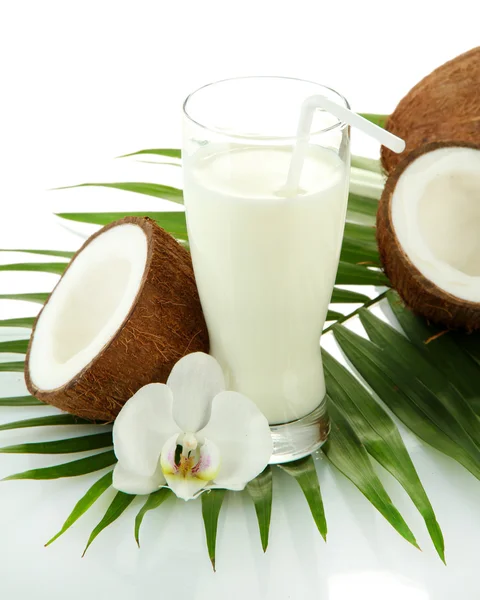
[25,216,209,421]
[381,46,480,175]
[377,141,480,331]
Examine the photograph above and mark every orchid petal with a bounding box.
[193,438,221,482]
[168,352,226,433]
[200,391,272,491]
[113,461,166,495]
[164,474,208,501]
[159,433,181,477]
[113,383,179,477]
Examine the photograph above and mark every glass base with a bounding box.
[269,401,330,464]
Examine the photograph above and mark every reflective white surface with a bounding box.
[0,380,478,599]
[1,2,479,597]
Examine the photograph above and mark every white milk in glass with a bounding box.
[184,144,348,424]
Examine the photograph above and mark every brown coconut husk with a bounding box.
[381,46,480,174]
[377,141,480,331]
[25,216,209,421]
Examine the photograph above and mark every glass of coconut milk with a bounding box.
[182,77,350,462]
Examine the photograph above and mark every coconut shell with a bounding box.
[25,217,209,421]
[377,141,480,331]
[381,46,480,174]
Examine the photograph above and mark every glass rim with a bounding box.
[182,76,350,142]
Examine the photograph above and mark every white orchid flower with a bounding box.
[112,352,273,500]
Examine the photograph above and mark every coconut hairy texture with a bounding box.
[377,141,480,331]
[25,217,209,421]
[381,46,480,175]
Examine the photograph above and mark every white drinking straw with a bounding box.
[285,94,405,192]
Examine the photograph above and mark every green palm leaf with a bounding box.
[343,222,376,243]
[3,450,117,481]
[0,414,96,431]
[0,317,36,328]
[340,237,380,265]
[246,466,273,552]
[324,404,419,549]
[347,193,378,217]
[58,182,183,204]
[349,169,384,200]
[452,331,480,366]
[0,432,112,454]
[327,310,343,321]
[119,148,181,160]
[0,395,44,406]
[359,113,389,128]
[330,288,370,304]
[83,491,135,556]
[323,350,445,561]
[0,339,29,354]
[0,292,49,304]
[0,361,25,372]
[335,262,388,286]
[0,262,67,275]
[56,211,188,239]
[388,291,480,416]
[333,325,480,480]
[350,156,382,173]
[134,488,171,547]
[359,309,480,448]
[201,489,226,571]
[278,455,327,540]
[0,249,74,259]
[46,471,113,546]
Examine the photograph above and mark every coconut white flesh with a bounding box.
[28,224,148,390]
[392,146,480,303]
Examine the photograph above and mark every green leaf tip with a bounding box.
[0,316,36,329]
[278,455,327,541]
[55,182,184,205]
[45,471,113,546]
[0,292,49,304]
[0,361,25,372]
[0,248,75,259]
[117,148,181,160]
[3,450,116,481]
[333,324,480,480]
[0,339,29,354]
[201,489,226,571]
[324,404,419,551]
[246,466,273,552]
[0,262,68,275]
[359,113,389,129]
[82,491,135,557]
[0,413,98,432]
[134,488,171,547]
[0,432,113,455]
[323,350,445,561]
[0,395,44,407]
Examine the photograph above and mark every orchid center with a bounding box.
[160,432,221,500]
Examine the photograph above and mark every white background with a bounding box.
[0,1,479,599]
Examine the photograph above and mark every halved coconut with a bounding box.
[25,217,209,421]
[381,46,480,174]
[377,141,480,330]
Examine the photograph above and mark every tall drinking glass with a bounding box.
[182,77,350,462]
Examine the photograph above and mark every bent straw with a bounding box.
[285,94,405,192]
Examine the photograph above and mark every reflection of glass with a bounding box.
[183,77,350,462]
